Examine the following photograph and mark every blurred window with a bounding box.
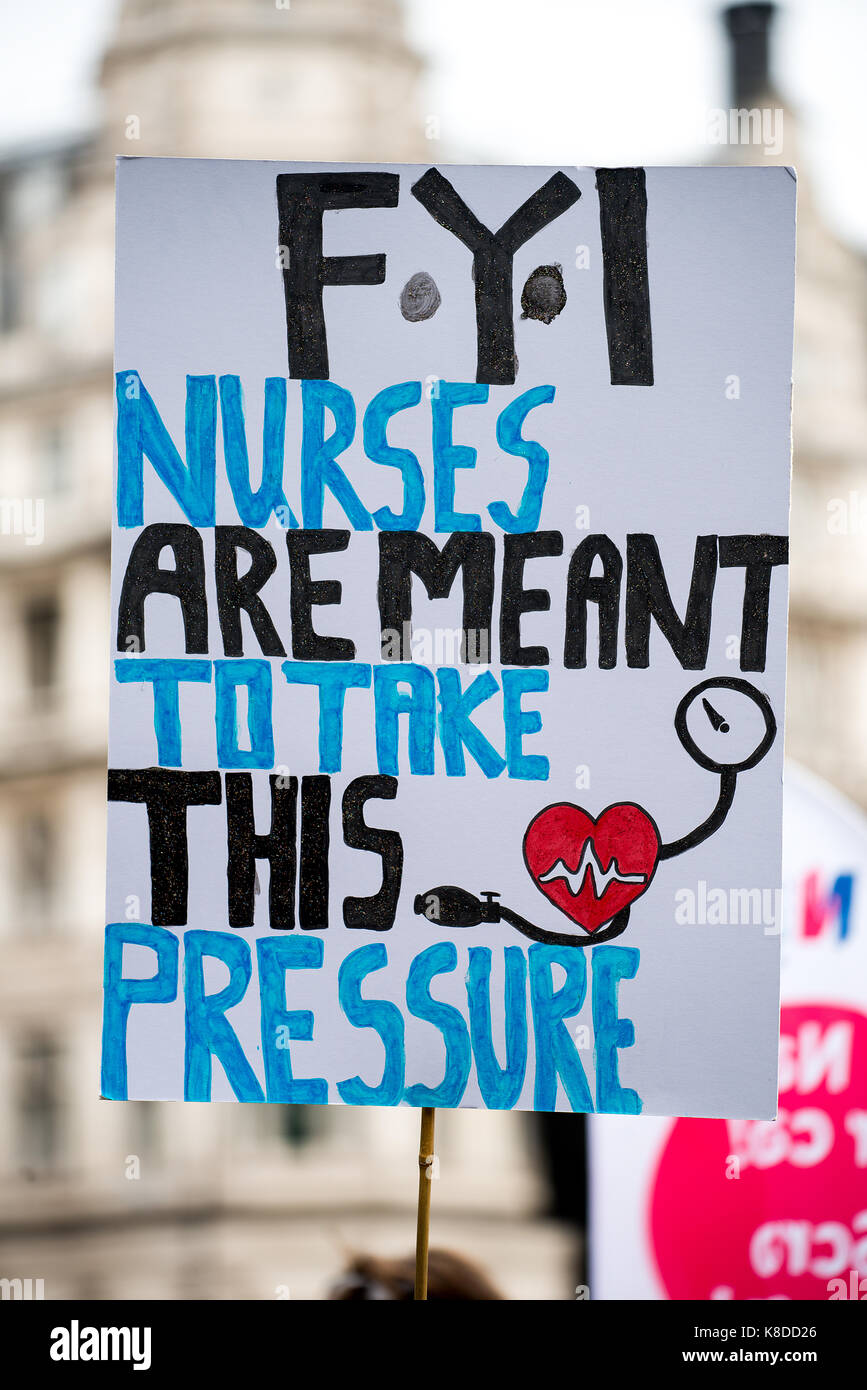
[127,1101,160,1165]
[37,423,71,496]
[23,593,60,701]
[16,1033,63,1174]
[280,1105,318,1147]
[10,160,67,227]
[0,175,19,332]
[17,810,57,933]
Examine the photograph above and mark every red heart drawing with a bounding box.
[523,802,660,934]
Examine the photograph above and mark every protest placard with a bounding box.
[104,160,795,1116]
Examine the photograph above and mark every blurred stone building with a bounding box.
[718,4,867,807]
[0,0,571,1301]
[0,0,864,1301]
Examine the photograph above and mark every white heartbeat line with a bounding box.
[539,840,647,899]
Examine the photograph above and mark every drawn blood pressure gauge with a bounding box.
[675,676,776,775]
[414,676,777,950]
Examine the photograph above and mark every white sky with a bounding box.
[1,0,865,250]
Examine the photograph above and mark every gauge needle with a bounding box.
[702,697,730,733]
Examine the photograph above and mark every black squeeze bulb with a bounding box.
[414,886,486,928]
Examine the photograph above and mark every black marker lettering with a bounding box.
[276,172,400,380]
[411,168,581,385]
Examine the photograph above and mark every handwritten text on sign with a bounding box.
[103,162,795,1115]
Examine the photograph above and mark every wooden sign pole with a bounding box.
[414,1106,436,1299]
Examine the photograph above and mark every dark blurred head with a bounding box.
[329,1248,505,1301]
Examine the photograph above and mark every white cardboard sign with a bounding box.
[103,159,795,1115]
